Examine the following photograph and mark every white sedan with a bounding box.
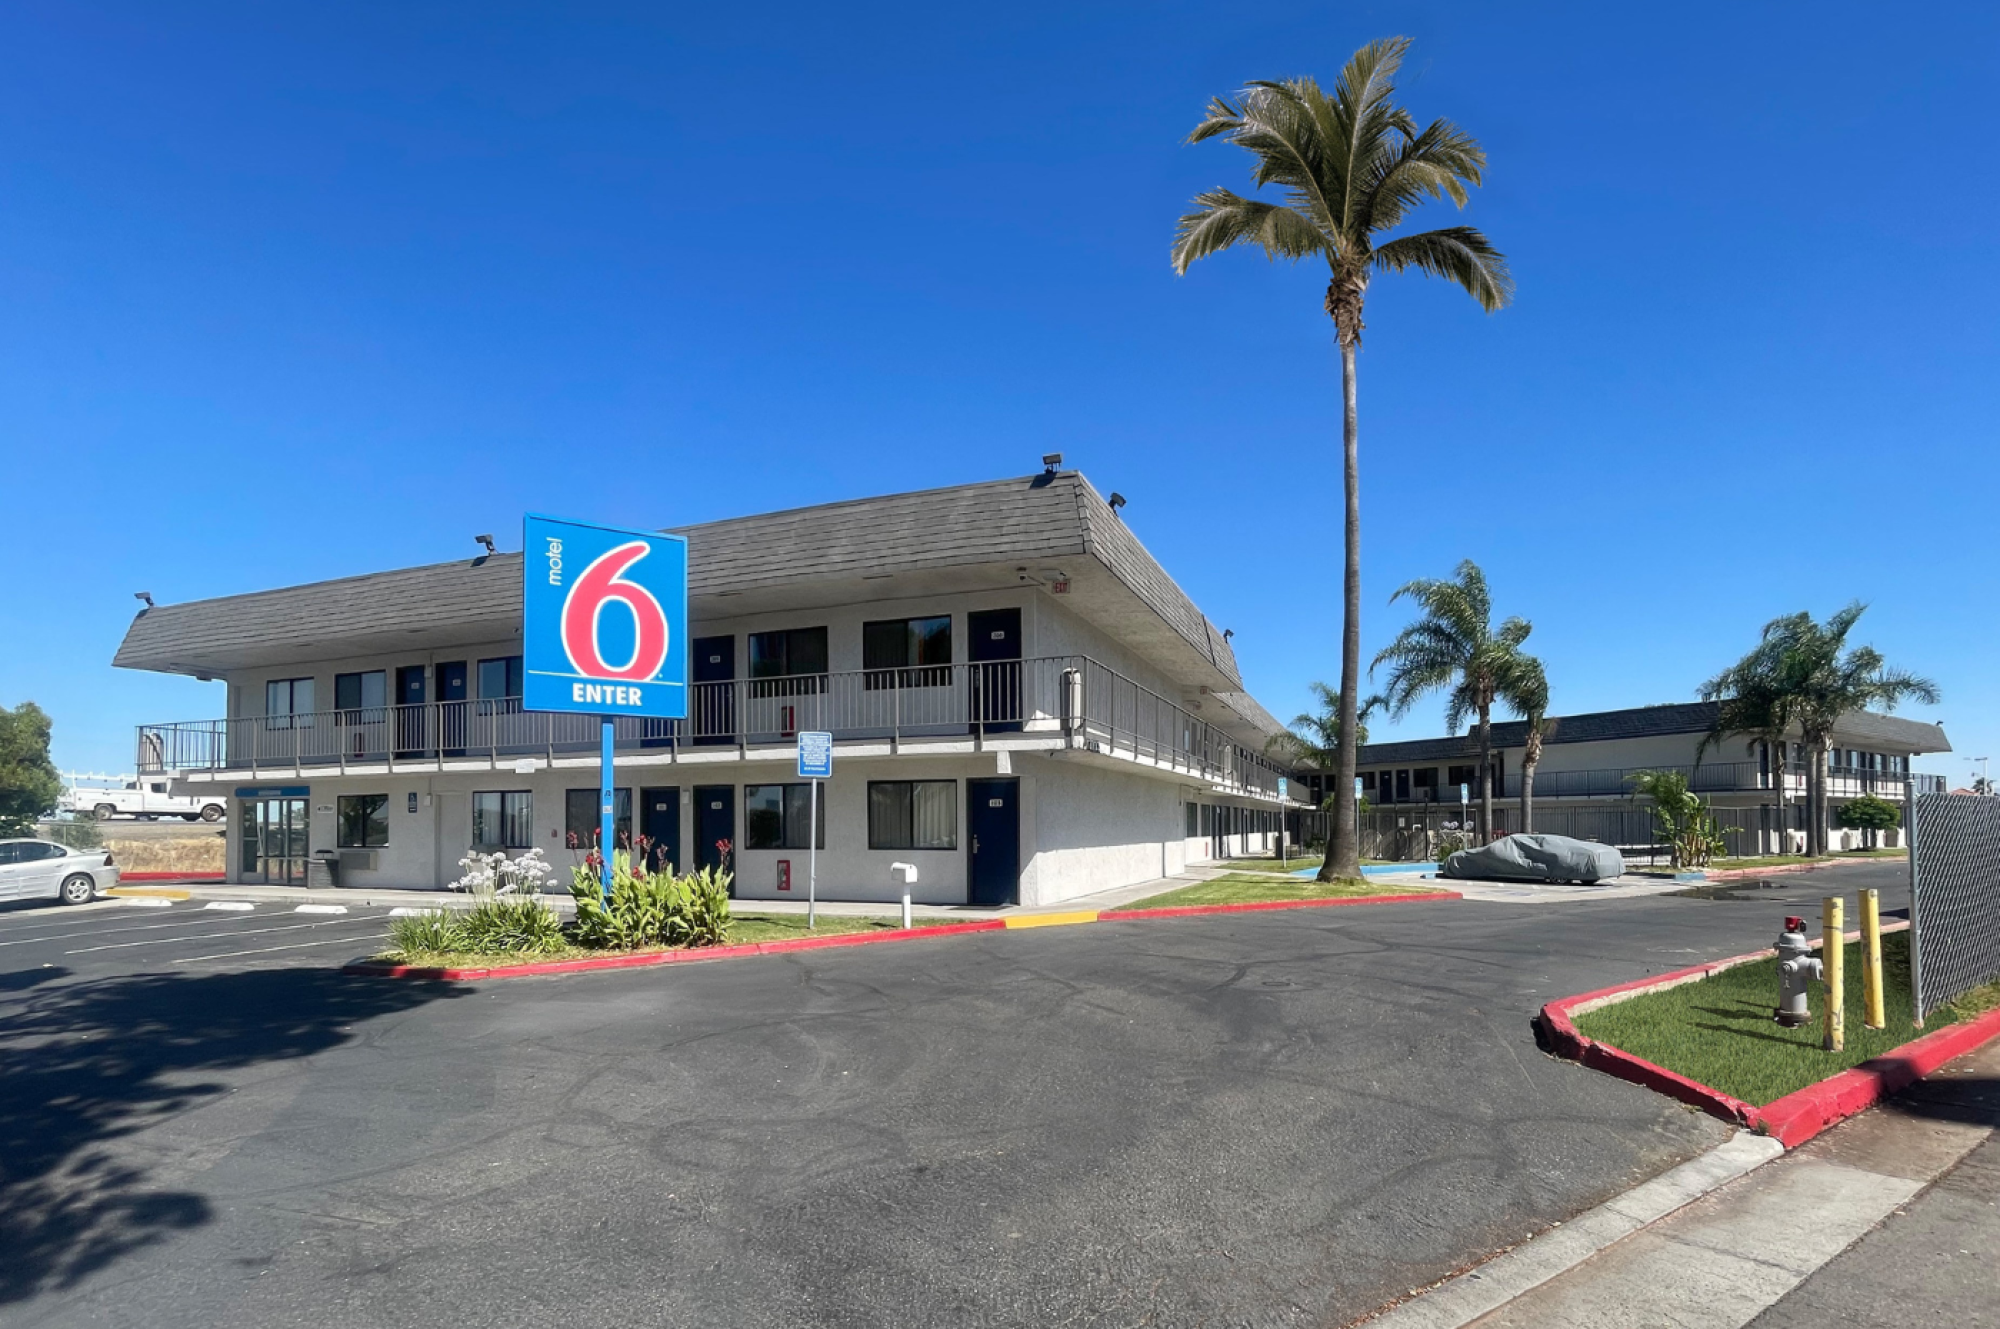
[0,839,121,905]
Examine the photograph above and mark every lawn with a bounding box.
[1111,873,1442,911]
[1573,931,1995,1106]
[377,911,961,967]
[1632,849,1910,876]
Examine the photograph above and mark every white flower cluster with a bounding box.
[448,846,554,897]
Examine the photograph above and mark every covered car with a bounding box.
[1437,833,1625,884]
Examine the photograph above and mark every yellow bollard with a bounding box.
[1823,896,1845,1052]
[1860,889,1885,1030]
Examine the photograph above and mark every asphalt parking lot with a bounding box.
[0,895,399,975]
[0,863,1911,1329]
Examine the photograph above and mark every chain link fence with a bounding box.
[1910,792,2000,1021]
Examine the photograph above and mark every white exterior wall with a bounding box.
[1017,755,1184,906]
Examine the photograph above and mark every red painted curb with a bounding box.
[343,919,1007,980]
[1537,925,1997,1148]
[118,871,226,882]
[1114,890,1459,921]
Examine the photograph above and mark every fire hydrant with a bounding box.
[1775,915,1822,1027]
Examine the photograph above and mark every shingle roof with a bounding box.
[1356,700,1950,765]
[113,472,1245,689]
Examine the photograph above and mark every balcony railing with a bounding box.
[137,655,1295,801]
[1368,760,1939,804]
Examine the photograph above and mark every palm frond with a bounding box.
[1171,190,1330,273]
[1371,227,1513,311]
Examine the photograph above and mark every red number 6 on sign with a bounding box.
[560,542,670,681]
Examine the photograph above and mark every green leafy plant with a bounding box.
[1836,794,1902,849]
[1627,769,1732,868]
[0,702,61,838]
[388,909,464,955]
[568,852,732,950]
[458,896,567,953]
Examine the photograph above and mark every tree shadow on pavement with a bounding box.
[0,967,461,1306]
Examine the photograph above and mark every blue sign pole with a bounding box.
[600,718,616,902]
[797,732,833,931]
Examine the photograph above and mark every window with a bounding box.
[477,656,523,714]
[265,677,315,729]
[472,791,533,849]
[565,788,634,850]
[335,670,388,722]
[863,616,951,689]
[745,783,825,850]
[867,780,956,850]
[1185,802,1199,836]
[748,628,828,694]
[1447,765,1476,792]
[16,842,65,862]
[337,794,390,848]
[1414,768,1437,799]
[1361,771,1377,790]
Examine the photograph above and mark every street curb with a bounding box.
[344,920,1008,979]
[107,886,192,900]
[1352,1130,1786,1329]
[342,888,1460,982]
[1533,920,2000,1147]
[1699,856,1904,882]
[1113,891,1459,921]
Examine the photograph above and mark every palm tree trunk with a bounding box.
[1475,702,1493,843]
[1812,739,1830,856]
[1520,728,1541,834]
[1324,338,1363,881]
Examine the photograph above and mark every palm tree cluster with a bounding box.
[1369,560,1544,841]
[1266,681,1366,811]
[1173,37,1510,881]
[1701,604,1938,856]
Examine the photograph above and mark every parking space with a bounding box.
[0,896,398,976]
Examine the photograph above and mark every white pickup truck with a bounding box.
[59,776,227,823]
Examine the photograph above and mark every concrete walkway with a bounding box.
[137,864,1238,918]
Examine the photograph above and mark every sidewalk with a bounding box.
[137,865,1236,917]
[1366,1037,2000,1329]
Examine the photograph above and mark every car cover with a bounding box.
[1437,833,1626,884]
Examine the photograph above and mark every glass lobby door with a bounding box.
[238,798,310,884]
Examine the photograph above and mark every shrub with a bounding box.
[457,896,567,953]
[388,910,463,955]
[569,852,732,950]
[1836,795,1900,833]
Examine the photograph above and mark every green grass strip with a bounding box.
[1110,874,1440,911]
[1575,931,1996,1107]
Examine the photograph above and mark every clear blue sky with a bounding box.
[2,2,1991,781]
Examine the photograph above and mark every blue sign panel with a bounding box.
[797,731,833,780]
[1277,777,1288,802]
[522,514,689,719]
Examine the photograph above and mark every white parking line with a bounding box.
[63,916,387,955]
[295,904,348,915]
[0,910,276,948]
[174,933,391,964]
[121,897,176,908]
[204,901,255,911]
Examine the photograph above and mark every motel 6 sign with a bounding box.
[522,514,690,719]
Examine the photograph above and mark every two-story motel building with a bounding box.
[115,472,1304,907]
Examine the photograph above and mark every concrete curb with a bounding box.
[1698,855,1904,882]
[1534,919,2000,1147]
[342,887,1460,982]
[1353,1130,1786,1329]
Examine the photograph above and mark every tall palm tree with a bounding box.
[1172,38,1510,881]
[1702,604,1939,856]
[1696,662,1801,856]
[1511,658,1550,834]
[1370,560,1538,842]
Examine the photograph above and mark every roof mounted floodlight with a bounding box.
[1042,452,1063,473]
[474,533,496,555]
[134,591,154,608]
[1107,492,1127,516]
[1223,628,1234,641]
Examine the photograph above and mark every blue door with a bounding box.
[437,661,468,757]
[641,786,682,875]
[694,786,735,883]
[968,609,1022,734]
[966,777,1020,905]
[691,636,736,746]
[395,665,427,757]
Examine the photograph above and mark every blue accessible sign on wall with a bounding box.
[796,731,833,780]
[522,514,689,719]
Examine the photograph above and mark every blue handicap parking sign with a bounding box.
[797,731,834,780]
